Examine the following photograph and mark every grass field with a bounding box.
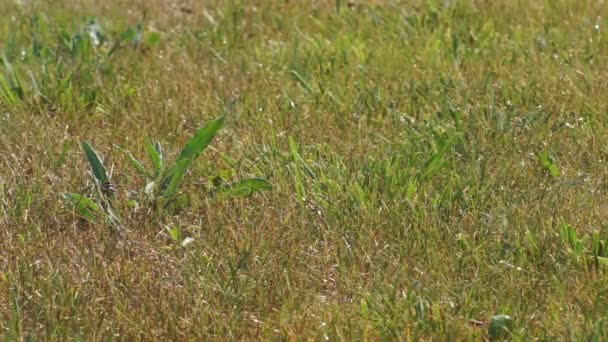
[1,0,608,339]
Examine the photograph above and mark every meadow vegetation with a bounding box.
[1,0,608,339]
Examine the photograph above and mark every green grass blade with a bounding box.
[2,53,23,100]
[216,178,273,198]
[175,116,225,163]
[161,159,190,199]
[289,70,313,94]
[158,116,225,201]
[567,225,578,249]
[144,136,163,176]
[81,141,109,184]
[0,74,16,105]
[288,137,316,179]
[420,135,455,180]
[124,150,152,179]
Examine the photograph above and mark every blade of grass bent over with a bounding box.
[216,178,273,198]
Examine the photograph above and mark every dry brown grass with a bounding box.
[2,0,608,339]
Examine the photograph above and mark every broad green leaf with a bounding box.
[154,141,163,163]
[125,150,151,178]
[62,193,99,222]
[167,226,181,242]
[175,116,225,162]
[161,159,190,199]
[127,199,139,208]
[144,137,163,176]
[125,116,227,206]
[159,116,225,201]
[537,152,560,177]
[574,240,584,255]
[217,178,272,198]
[592,231,600,256]
[81,141,109,184]
[567,225,578,249]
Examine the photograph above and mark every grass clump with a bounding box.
[64,112,271,230]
